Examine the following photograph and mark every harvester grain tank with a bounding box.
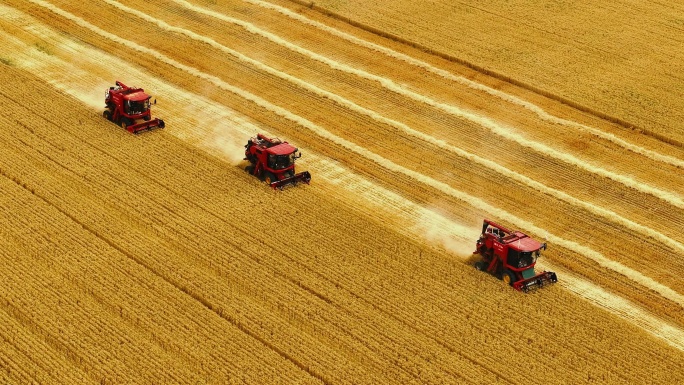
[473,219,557,292]
[244,133,311,189]
[103,81,165,134]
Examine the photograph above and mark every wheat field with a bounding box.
[0,0,683,384]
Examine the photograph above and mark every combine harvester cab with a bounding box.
[244,133,311,190]
[473,219,557,292]
[103,81,165,134]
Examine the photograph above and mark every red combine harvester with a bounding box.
[103,81,165,134]
[244,133,311,189]
[473,219,557,292]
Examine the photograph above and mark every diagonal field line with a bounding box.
[26,0,684,308]
[127,0,684,211]
[245,0,684,170]
[98,0,684,255]
[546,260,684,352]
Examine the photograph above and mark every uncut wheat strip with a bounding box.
[0,133,314,384]
[0,250,121,382]
[0,164,301,384]
[255,226,668,382]
[0,308,92,384]
[0,89,380,380]
[0,353,30,385]
[0,100,304,382]
[0,343,44,384]
[1,265,180,384]
[16,112,684,384]
[72,163,476,381]
[72,0,684,254]
[60,101,680,384]
[223,279,465,384]
[25,0,684,308]
[108,0,684,212]
[243,0,684,169]
[0,180,206,383]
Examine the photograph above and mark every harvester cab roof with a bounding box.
[122,90,151,102]
[501,232,546,253]
[266,142,298,156]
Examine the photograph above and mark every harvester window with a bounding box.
[486,226,504,238]
[125,100,150,115]
[507,249,537,268]
[268,154,292,170]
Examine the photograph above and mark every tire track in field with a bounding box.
[24,0,684,309]
[89,0,684,255]
[244,0,684,169]
[146,0,684,211]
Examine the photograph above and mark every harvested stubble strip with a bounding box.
[237,0,684,167]
[293,0,684,145]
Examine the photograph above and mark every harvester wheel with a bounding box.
[474,261,486,271]
[102,110,111,121]
[502,269,516,286]
[264,172,276,185]
[120,118,130,131]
